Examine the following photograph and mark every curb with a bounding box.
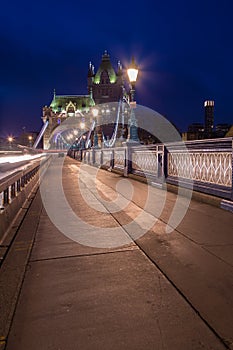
[0,187,42,350]
[127,172,232,212]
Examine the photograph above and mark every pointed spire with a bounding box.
[88,61,92,74]
[102,50,110,61]
[88,61,95,77]
[53,88,56,98]
[117,60,122,74]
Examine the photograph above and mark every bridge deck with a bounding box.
[0,156,233,350]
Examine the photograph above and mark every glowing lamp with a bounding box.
[127,57,138,83]
[92,108,99,117]
[80,122,85,130]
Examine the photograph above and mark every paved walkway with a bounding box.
[1,156,233,350]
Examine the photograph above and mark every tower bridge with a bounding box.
[39,51,127,150]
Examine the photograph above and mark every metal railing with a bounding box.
[165,138,233,199]
[0,155,52,241]
[69,144,165,182]
[68,137,233,200]
[0,164,39,208]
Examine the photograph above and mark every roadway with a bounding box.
[0,153,46,180]
[0,155,233,350]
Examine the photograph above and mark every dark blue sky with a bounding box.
[0,0,233,137]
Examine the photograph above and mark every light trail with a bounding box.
[0,153,47,180]
[0,154,45,164]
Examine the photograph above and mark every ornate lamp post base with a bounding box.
[125,106,140,144]
[126,126,139,143]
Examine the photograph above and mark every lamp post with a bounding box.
[92,108,99,148]
[8,136,13,149]
[79,119,86,149]
[81,135,86,149]
[80,121,85,130]
[126,57,139,143]
[28,135,33,147]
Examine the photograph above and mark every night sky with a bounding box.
[1,0,233,138]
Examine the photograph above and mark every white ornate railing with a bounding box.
[132,150,158,174]
[168,152,232,187]
[95,150,101,165]
[113,149,125,169]
[102,150,112,167]
[70,138,233,200]
[166,138,233,199]
[131,145,164,177]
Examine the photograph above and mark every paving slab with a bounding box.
[135,222,233,348]
[203,244,233,266]
[30,215,137,262]
[6,250,226,350]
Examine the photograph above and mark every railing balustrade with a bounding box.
[68,137,233,201]
[0,155,52,242]
[166,138,232,199]
[0,164,40,207]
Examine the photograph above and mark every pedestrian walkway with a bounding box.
[1,156,233,350]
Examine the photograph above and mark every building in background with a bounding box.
[186,123,205,140]
[215,123,231,138]
[225,125,233,137]
[183,99,232,140]
[204,100,214,138]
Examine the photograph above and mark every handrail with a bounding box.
[0,161,40,193]
[72,138,233,201]
[0,155,48,208]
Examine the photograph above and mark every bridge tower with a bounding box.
[41,52,126,149]
[42,90,95,149]
[88,50,124,104]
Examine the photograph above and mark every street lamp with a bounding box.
[8,136,14,149]
[80,121,85,129]
[28,135,33,147]
[126,57,139,143]
[81,135,86,149]
[127,56,138,103]
[92,108,99,118]
[92,108,99,148]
